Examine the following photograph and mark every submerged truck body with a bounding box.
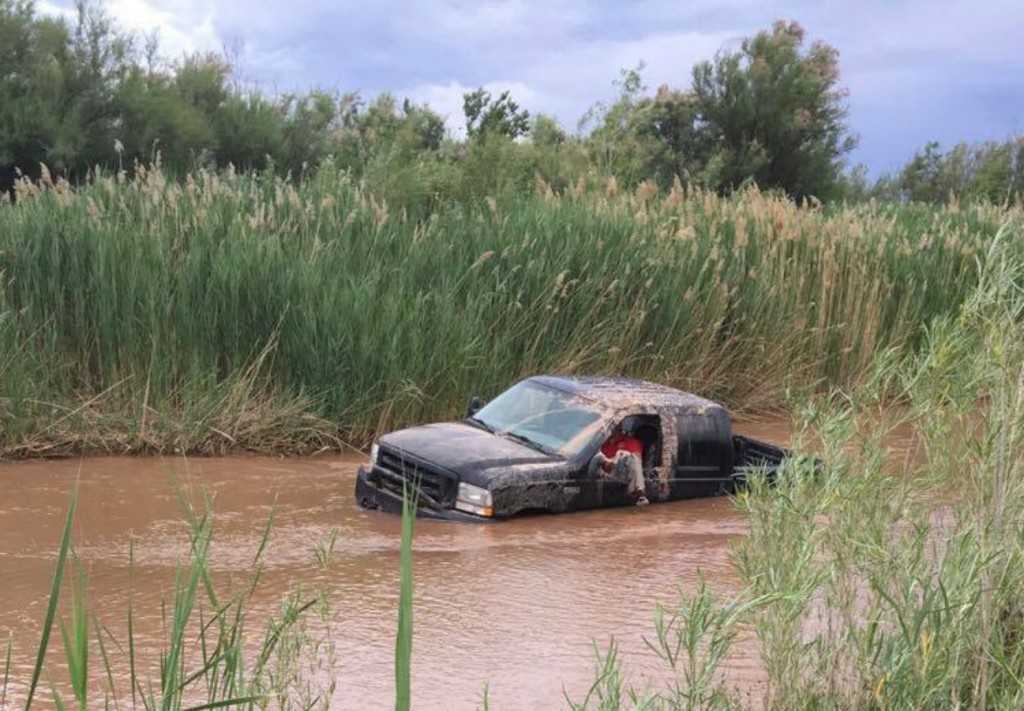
[355,375,794,521]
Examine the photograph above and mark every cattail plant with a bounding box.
[0,164,1017,456]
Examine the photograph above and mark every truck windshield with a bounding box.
[469,381,609,457]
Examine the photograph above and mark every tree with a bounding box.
[50,0,133,175]
[114,63,216,173]
[113,52,234,174]
[0,0,132,184]
[583,65,701,187]
[401,98,446,151]
[836,163,871,202]
[0,0,67,186]
[531,114,567,148]
[691,20,856,201]
[330,93,447,174]
[891,138,1024,204]
[582,65,653,182]
[462,88,530,140]
[897,141,952,203]
[280,91,336,175]
[966,139,1024,204]
[213,92,284,171]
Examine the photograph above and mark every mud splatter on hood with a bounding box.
[379,422,557,485]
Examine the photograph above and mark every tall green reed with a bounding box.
[1,165,1014,456]
[24,477,78,711]
[395,484,417,711]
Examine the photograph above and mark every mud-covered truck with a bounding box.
[355,375,794,521]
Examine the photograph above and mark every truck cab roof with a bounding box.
[528,375,726,417]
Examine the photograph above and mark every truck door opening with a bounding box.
[626,415,662,471]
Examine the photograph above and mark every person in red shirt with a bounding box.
[595,418,649,506]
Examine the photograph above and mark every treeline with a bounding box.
[2,0,1021,206]
[870,139,1024,204]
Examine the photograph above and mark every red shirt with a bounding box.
[601,432,643,460]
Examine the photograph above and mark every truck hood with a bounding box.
[378,421,560,484]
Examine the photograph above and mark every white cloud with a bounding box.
[35,0,75,21]
[37,0,220,58]
[110,0,219,57]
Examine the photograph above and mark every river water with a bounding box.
[0,418,908,709]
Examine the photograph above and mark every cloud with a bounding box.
[35,0,75,21]
[423,0,586,40]
[38,0,220,58]
[812,0,1024,174]
[113,0,219,57]
[519,29,737,125]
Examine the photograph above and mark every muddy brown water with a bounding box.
[0,419,915,709]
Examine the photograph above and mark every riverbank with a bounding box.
[1,166,1017,459]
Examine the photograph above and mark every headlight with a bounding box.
[457,482,492,506]
[455,482,493,517]
[370,442,380,465]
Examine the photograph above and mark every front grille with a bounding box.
[373,447,456,508]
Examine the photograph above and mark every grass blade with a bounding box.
[180,697,259,711]
[93,620,119,711]
[2,633,11,709]
[394,483,417,711]
[24,475,79,711]
[127,536,139,708]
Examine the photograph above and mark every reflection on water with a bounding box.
[0,419,915,709]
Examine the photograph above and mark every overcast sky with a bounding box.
[39,0,1024,176]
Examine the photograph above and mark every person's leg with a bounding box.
[628,454,649,506]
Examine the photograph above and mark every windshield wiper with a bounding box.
[465,416,496,434]
[501,429,551,454]
[468,418,550,454]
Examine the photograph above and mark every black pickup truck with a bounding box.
[355,375,794,521]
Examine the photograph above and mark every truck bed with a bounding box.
[731,434,790,485]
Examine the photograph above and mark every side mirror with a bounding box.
[466,396,484,418]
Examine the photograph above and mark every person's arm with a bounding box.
[595,450,615,472]
[588,450,611,477]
